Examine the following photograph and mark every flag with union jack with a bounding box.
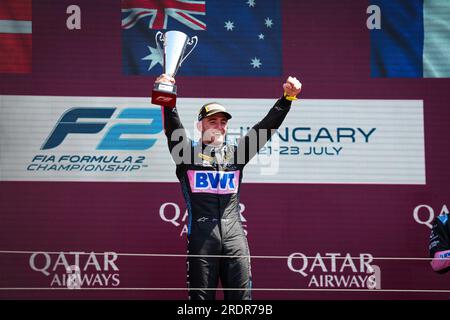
[122,0,282,76]
[0,0,32,73]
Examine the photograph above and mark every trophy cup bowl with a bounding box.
[151,30,198,107]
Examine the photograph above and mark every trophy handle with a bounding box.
[155,31,164,58]
[180,36,198,66]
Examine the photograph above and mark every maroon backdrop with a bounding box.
[1,0,449,299]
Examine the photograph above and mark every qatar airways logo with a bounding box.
[29,252,120,288]
[287,252,381,289]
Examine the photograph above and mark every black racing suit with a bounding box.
[162,97,292,300]
[429,213,450,273]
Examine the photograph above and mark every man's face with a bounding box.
[198,113,229,146]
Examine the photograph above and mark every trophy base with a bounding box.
[151,82,177,107]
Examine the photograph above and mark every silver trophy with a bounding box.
[151,30,198,107]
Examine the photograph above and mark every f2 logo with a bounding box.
[156,96,173,102]
[42,107,163,150]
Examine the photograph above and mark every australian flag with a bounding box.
[122,0,282,76]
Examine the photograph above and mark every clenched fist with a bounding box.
[283,76,302,97]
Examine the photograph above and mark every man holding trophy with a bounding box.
[153,31,302,300]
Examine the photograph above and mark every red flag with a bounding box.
[0,0,32,73]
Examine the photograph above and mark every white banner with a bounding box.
[0,95,425,184]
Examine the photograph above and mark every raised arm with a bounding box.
[237,76,302,166]
[156,74,190,162]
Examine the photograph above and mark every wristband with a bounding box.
[284,92,298,101]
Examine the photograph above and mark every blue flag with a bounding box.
[371,0,450,78]
[122,0,282,76]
